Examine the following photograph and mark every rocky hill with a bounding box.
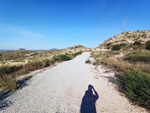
[96,30,150,51]
[60,45,90,54]
[91,30,150,110]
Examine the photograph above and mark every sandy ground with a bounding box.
[0,52,148,113]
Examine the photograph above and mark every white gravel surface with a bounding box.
[0,52,147,113]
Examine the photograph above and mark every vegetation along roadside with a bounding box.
[92,31,150,109]
[0,51,83,95]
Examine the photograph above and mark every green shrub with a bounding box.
[125,51,150,62]
[2,50,30,61]
[93,60,99,65]
[107,43,112,46]
[106,47,110,49]
[42,59,52,67]
[112,44,121,51]
[117,70,150,108]
[26,60,44,70]
[53,54,71,62]
[24,59,52,71]
[72,51,82,57]
[0,76,18,91]
[0,65,22,76]
[133,41,142,47]
[120,43,127,47]
[85,59,91,64]
[106,43,112,49]
[145,40,150,50]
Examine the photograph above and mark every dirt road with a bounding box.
[0,52,147,113]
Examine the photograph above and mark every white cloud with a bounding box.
[19,30,48,39]
[0,23,48,39]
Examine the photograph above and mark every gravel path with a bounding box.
[0,52,147,113]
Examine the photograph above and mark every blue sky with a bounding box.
[0,0,150,50]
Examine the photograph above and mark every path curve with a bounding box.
[0,52,147,113]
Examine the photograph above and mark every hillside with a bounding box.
[59,45,90,54]
[92,30,150,110]
[96,30,150,51]
[0,45,89,66]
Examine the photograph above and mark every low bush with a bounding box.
[0,59,53,77]
[107,42,111,46]
[25,60,44,71]
[112,44,121,51]
[100,58,130,72]
[135,63,150,74]
[2,50,30,61]
[72,51,82,57]
[0,76,18,91]
[117,70,150,109]
[110,43,127,51]
[133,41,142,47]
[0,65,22,76]
[120,43,127,47]
[145,40,150,50]
[93,60,99,65]
[42,59,53,67]
[125,51,150,62]
[85,59,91,64]
[53,54,71,62]
[106,43,112,49]
[24,59,52,72]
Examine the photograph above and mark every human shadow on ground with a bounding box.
[80,85,99,113]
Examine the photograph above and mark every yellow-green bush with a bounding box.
[0,65,22,76]
[0,76,18,91]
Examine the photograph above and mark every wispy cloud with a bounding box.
[19,30,48,39]
[0,23,48,39]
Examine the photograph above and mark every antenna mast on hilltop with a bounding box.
[123,19,125,32]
